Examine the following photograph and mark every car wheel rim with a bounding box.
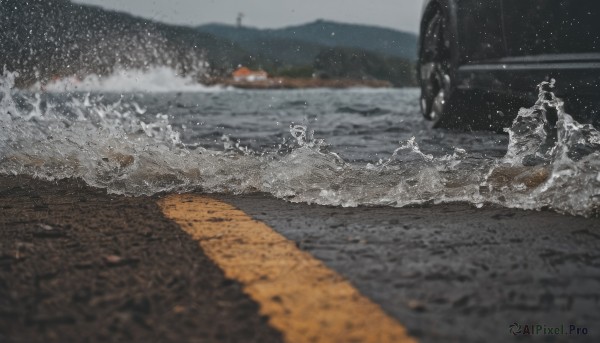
[420,10,451,124]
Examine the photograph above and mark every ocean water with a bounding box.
[1,69,599,217]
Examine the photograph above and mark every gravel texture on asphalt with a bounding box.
[2,173,599,343]
[0,176,282,343]
[222,194,600,343]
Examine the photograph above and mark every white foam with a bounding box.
[34,67,225,93]
[2,70,600,217]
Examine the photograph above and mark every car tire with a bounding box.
[419,7,457,128]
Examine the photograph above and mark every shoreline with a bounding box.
[207,77,395,89]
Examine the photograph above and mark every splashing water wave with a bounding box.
[30,67,225,93]
[1,70,599,216]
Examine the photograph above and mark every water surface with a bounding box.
[1,70,599,217]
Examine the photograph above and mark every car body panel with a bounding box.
[502,0,599,56]
[419,0,600,114]
[455,0,505,63]
[457,57,600,94]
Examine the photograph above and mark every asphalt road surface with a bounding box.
[222,195,600,342]
[0,177,281,343]
[1,176,599,342]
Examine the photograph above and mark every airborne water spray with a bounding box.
[1,71,599,216]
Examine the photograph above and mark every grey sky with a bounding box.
[73,0,424,33]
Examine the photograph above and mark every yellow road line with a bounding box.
[159,194,417,343]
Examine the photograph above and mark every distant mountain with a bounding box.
[196,20,418,62]
[1,1,417,87]
[314,47,414,86]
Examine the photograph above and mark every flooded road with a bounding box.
[1,70,600,216]
[129,87,508,161]
[2,70,600,342]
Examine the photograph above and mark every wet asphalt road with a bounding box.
[222,195,600,343]
[0,177,282,343]
[2,174,599,343]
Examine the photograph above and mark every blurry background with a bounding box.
[1,0,423,88]
[73,0,424,33]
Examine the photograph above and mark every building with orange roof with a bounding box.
[232,67,268,82]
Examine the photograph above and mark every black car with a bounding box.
[418,0,600,129]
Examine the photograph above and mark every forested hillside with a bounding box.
[1,0,417,87]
